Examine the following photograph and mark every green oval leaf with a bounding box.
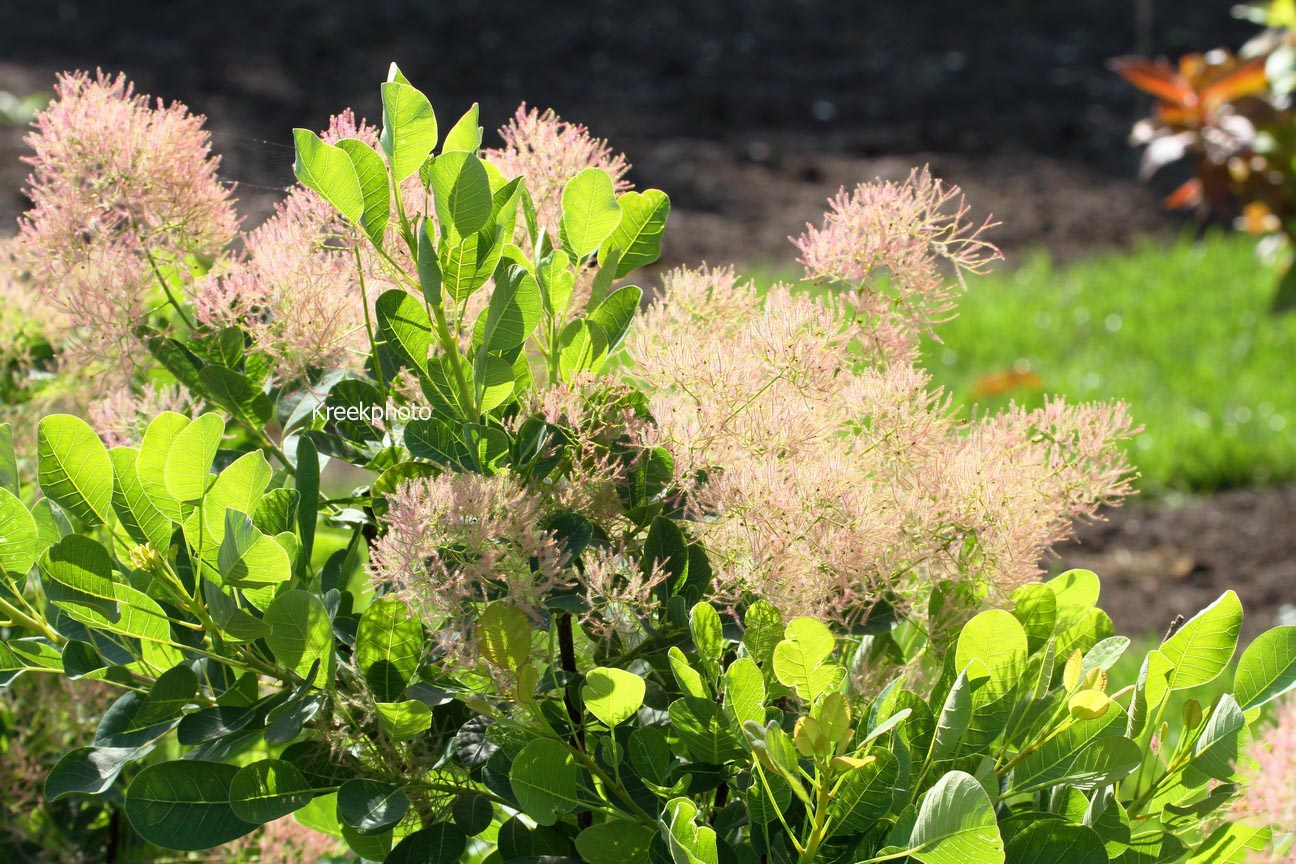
[338,778,409,835]
[1234,625,1296,711]
[431,150,492,236]
[163,413,224,503]
[230,759,313,824]
[381,80,439,182]
[561,167,622,258]
[0,487,38,578]
[265,590,332,684]
[510,738,582,826]
[1160,590,1243,691]
[599,188,670,276]
[293,127,364,224]
[124,761,257,851]
[37,414,113,526]
[582,667,646,728]
[1005,821,1106,864]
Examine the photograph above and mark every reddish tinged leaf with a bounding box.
[1110,57,1195,107]
[1162,178,1203,210]
[1200,56,1270,108]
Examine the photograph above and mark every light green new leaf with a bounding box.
[773,616,840,700]
[265,590,331,685]
[431,150,492,236]
[557,319,608,383]
[230,759,313,824]
[1004,821,1106,864]
[37,415,112,526]
[163,413,224,503]
[475,263,542,353]
[582,667,646,728]
[955,609,1027,697]
[588,285,643,357]
[376,699,432,741]
[828,749,901,837]
[124,761,257,851]
[903,771,1004,864]
[357,597,424,702]
[0,423,17,494]
[1160,590,1242,691]
[561,167,622,258]
[724,657,766,729]
[510,739,583,826]
[442,102,482,153]
[599,189,669,276]
[1186,695,1247,784]
[137,412,191,521]
[538,250,575,315]
[474,602,531,671]
[186,449,272,565]
[40,534,118,619]
[1234,625,1296,711]
[575,820,655,864]
[1010,583,1057,653]
[109,447,172,551]
[336,137,390,245]
[662,797,719,864]
[375,288,433,373]
[1046,569,1101,632]
[292,128,364,224]
[381,80,438,181]
[57,582,181,674]
[0,487,38,578]
[1188,822,1273,863]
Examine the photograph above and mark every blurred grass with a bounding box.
[919,232,1296,493]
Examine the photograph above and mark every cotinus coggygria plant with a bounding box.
[1,63,1289,863]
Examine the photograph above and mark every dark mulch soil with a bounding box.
[0,0,1287,635]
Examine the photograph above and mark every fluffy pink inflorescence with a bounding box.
[193,110,406,378]
[17,71,238,368]
[793,167,1001,360]
[87,381,191,448]
[485,104,631,237]
[1236,699,1296,862]
[369,472,568,652]
[629,264,1135,629]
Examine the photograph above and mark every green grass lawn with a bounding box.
[922,232,1296,493]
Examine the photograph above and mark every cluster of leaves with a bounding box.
[0,64,1288,863]
[1113,0,1296,310]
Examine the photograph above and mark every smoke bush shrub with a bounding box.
[0,65,1286,862]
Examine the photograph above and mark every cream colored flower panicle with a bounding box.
[630,251,1134,630]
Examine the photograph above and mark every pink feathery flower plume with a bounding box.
[17,71,238,368]
[485,104,631,237]
[192,110,407,379]
[1235,699,1296,862]
[369,472,567,660]
[630,263,1135,631]
[793,167,1001,360]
